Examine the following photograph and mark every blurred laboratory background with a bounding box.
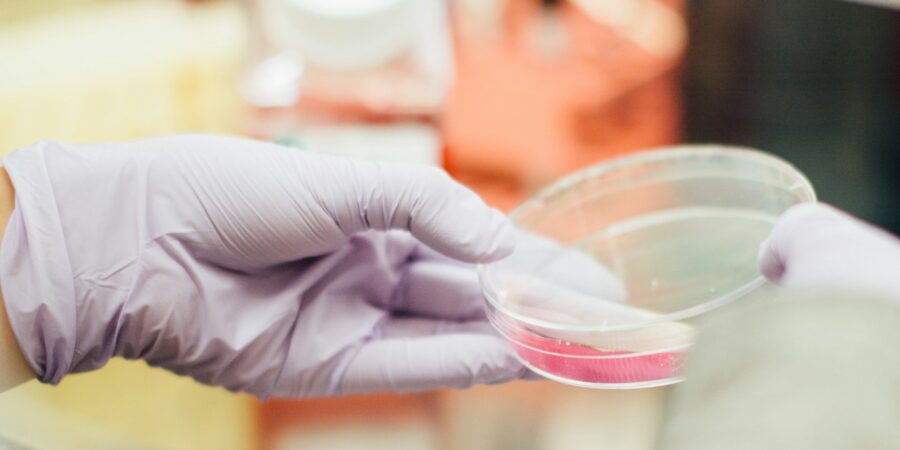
[0,0,897,449]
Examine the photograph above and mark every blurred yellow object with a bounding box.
[0,360,256,450]
[0,1,255,449]
[0,0,247,153]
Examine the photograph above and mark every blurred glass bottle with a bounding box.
[241,0,453,165]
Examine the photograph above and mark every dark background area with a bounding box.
[684,0,900,232]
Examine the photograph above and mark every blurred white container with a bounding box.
[242,0,452,165]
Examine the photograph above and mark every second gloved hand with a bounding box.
[758,203,900,298]
[0,135,524,398]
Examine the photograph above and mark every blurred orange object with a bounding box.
[253,2,686,448]
[257,394,440,450]
[444,0,686,206]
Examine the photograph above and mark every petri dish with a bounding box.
[479,145,815,388]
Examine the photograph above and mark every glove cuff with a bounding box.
[0,143,128,384]
[0,145,81,384]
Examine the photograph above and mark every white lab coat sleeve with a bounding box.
[657,289,900,450]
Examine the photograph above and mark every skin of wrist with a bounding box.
[0,165,37,392]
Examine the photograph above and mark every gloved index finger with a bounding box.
[325,160,516,264]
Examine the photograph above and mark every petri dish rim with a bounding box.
[487,312,694,359]
[479,145,816,333]
[518,359,686,390]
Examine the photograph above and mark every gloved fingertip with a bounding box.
[756,238,769,263]
[757,238,784,283]
[483,209,517,260]
[420,202,516,264]
[758,202,826,284]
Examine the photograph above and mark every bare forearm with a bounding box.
[0,166,36,392]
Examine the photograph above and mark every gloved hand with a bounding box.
[758,203,900,298]
[0,135,524,399]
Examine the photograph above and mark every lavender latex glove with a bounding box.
[0,135,524,399]
[758,203,900,298]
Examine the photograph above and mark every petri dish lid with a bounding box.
[480,146,816,333]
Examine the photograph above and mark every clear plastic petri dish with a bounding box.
[479,145,816,389]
